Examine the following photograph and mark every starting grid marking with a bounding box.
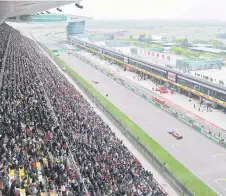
[215,178,226,192]
[144,121,152,124]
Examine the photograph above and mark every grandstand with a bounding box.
[0,22,167,196]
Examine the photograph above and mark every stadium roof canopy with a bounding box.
[0,1,81,22]
[6,14,91,23]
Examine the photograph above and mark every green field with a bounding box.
[50,51,217,196]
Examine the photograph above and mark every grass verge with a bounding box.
[50,50,217,196]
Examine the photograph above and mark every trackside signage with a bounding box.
[135,89,144,97]
[147,97,156,105]
[200,127,224,145]
[178,115,193,127]
[168,72,176,82]
[160,105,172,115]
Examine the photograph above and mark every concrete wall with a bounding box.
[66,21,85,40]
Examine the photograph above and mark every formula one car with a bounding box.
[92,81,99,84]
[168,131,183,139]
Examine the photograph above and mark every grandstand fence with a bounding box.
[37,41,196,196]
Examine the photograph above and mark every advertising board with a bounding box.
[168,72,176,82]
[138,48,177,66]
[124,57,129,63]
[30,15,67,22]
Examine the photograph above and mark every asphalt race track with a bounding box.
[38,34,226,196]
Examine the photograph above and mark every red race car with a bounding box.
[168,131,183,139]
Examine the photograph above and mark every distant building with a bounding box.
[176,59,224,71]
[162,43,180,47]
[66,21,86,40]
[89,36,106,42]
[137,47,184,68]
[130,47,138,56]
[150,41,180,47]
[93,41,105,47]
[112,46,131,55]
[114,30,130,39]
[151,35,166,41]
[137,47,224,71]
[148,47,164,52]
[87,30,130,39]
[74,34,90,39]
[216,33,226,39]
[189,46,225,54]
[192,44,213,48]
[191,67,226,86]
[105,40,131,47]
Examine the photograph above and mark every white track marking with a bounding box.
[144,121,152,124]
[215,178,226,193]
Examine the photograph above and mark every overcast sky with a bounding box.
[49,0,226,20]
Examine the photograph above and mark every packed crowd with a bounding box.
[0,23,167,196]
[0,23,79,196]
